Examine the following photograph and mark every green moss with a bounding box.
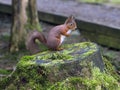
[32,42,98,67]
[0,42,97,89]
[29,23,42,32]
[103,51,120,71]
[3,55,51,90]
[38,42,97,60]
[16,66,46,88]
[2,56,119,90]
[17,55,35,66]
[0,75,14,89]
[103,51,117,60]
[6,84,17,90]
[0,69,11,75]
[103,57,120,81]
[0,47,30,62]
[25,18,42,32]
[0,35,10,42]
[49,67,119,90]
[2,42,116,90]
[37,51,74,61]
[63,42,96,49]
[81,49,96,59]
[9,62,50,89]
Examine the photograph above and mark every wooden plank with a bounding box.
[0,3,11,14]
[38,11,120,38]
[82,31,120,49]
[0,0,120,49]
[77,20,120,38]
[38,11,66,24]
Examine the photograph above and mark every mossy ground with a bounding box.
[0,42,119,90]
[1,58,119,90]
[0,68,11,75]
[49,67,119,90]
[49,57,120,90]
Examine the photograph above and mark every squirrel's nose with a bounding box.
[74,27,78,30]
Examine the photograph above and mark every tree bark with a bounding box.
[10,0,41,52]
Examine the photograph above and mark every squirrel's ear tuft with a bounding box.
[69,15,74,19]
[65,15,74,24]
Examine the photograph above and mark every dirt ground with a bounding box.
[0,12,119,75]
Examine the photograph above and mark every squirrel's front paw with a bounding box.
[66,34,70,37]
[56,47,64,51]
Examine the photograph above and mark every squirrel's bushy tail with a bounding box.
[26,30,47,54]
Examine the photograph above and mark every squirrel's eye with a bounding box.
[70,23,73,26]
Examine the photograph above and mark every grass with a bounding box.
[0,69,11,75]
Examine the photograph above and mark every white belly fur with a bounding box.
[60,30,72,45]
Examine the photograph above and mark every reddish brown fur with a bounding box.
[47,25,69,50]
[26,15,77,54]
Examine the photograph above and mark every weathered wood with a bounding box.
[0,0,120,49]
[0,3,11,14]
[81,31,120,49]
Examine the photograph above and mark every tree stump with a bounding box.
[1,42,105,89]
[18,42,104,81]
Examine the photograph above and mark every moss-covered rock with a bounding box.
[0,42,106,89]
[16,42,104,82]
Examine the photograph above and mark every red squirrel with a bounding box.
[26,15,77,54]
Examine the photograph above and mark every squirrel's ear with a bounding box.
[65,15,74,24]
[69,15,74,19]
